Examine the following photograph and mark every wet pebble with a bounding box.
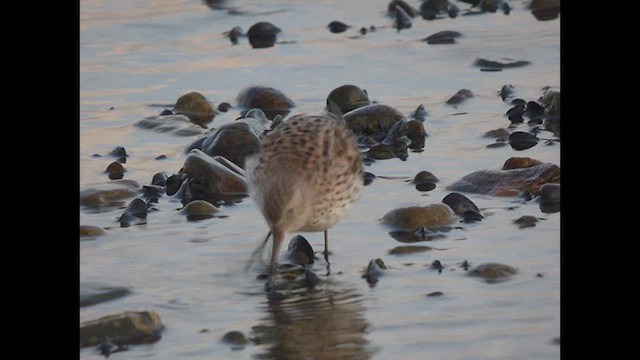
[217,102,232,112]
[411,170,439,184]
[151,172,171,187]
[474,58,531,70]
[80,225,106,241]
[109,146,128,159]
[462,210,484,223]
[415,182,436,192]
[427,291,444,297]
[326,84,370,115]
[119,198,148,227]
[363,171,377,186]
[430,259,443,271]
[105,161,125,180]
[286,235,315,265]
[448,4,459,18]
[155,154,167,160]
[420,0,446,20]
[388,226,448,243]
[509,131,539,151]
[530,0,560,21]
[80,310,164,347]
[159,109,173,116]
[173,91,217,126]
[80,282,132,307]
[483,128,510,138]
[80,179,141,207]
[221,331,249,349]
[236,85,294,119]
[423,30,462,45]
[513,215,540,228]
[135,114,206,136]
[447,162,560,197]
[446,89,474,105]
[499,84,514,101]
[382,203,456,230]
[327,21,350,33]
[181,200,218,220]
[468,263,518,283]
[247,21,281,49]
[506,104,526,123]
[409,104,427,122]
[343,104,406,136]
[406,119,427,149]
[362,258,387,285]
[389,245,432,255]
[502,156,543,170]
[441,192,480,217]
[539,183,560,213]
[541,88,560,116]
[141,184,164,199]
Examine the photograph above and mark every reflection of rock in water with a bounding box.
[251,286,375,360]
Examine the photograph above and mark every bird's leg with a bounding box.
[324,230,331,275]
[267,229,285,299]
[245,230,272,271]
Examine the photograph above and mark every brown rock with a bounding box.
[174,91,217,126]
[447,163,560,196]
[502,157,543,170]
[79,310,164,347]
[381,203,456,230]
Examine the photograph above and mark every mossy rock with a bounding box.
[79,310,164,347]
[174,91,217,126]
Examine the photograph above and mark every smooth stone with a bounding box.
[141,185,164,199]
[178,149,249,197]
[483,128,510,138]
[80,180,141,207]
[441,192,480,216]
[530,0,560,21]
[427,291,444,297]
[236,86,294,119]
[221,331,249,347]
[446,89,474,105]
[109,146,127,158]
[363,171,377,186]
[80,282,132,307]
[541,88,560,116]
[382,203,456,230]
[539,183,560,203]
[502,156,543,170]
[326,84,371,114]
[409,104,427,122]
[509,131,539,150]
[181,200,218,217]
[388,245,432,255]
[343,104,406,136]
[80,225,106,238]
[327,21,350,33]
[79,311,164,347]
[362,258,387,285]
[415,182,436,192]
[462,210,484,222]
[411,170,439,184]
[286,235,315,265]
[474,58,531,69]
[446,162,560,196]
[499,84,514,101]
[423,30,462,45]
[513,215,540,228]
[151,172,171,187]
[388,0,418,17]
[135,114,206,136]
[468,263,518,282]
[104,161,124,180]
[388,228,447,243]
[173,91,217,126]
[406,119,427,149]
[247,22,281,49]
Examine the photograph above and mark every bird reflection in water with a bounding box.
[251,282,376,360]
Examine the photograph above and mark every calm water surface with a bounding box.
[80,1,560,359]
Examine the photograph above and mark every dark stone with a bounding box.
[247,22,280,49]
[109,146,128,158]
[286,235,315,265]
[105,161,125,180]
[159,109,173,116]
[217,102,232,112]
[442,192,480,217]
[236,85,294,119]
[427,291,444,297]
[80,282,132,307]
[500,84,514,101]
[363,171,377,186]
[509,131,539,150]
[462,210,484,222]
[327,21,350,33]
[362,258,387,285]
[506,104,526,123]
[513,215,540,228]
[165,174,185,196]
[409,104,427,122]
[530,0,560,21]
[388,245,432,255]
[394,5,412,31]
[415,182,436,192]
[173,91,217,126]
[474,58,531,69]
[446,89,474,105]
[80,311,164,347]
[221,331,249,348]
[388,227,448,243]
[326,84,370,115]
[388,0,418,17]
[151,172,170,187]
[502,157,543,170]
[423,30,462,45]
[468,263,518,283]
[155,155,167,160]
[430,260,443,270]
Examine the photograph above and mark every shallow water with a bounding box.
[80,1,560,359]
